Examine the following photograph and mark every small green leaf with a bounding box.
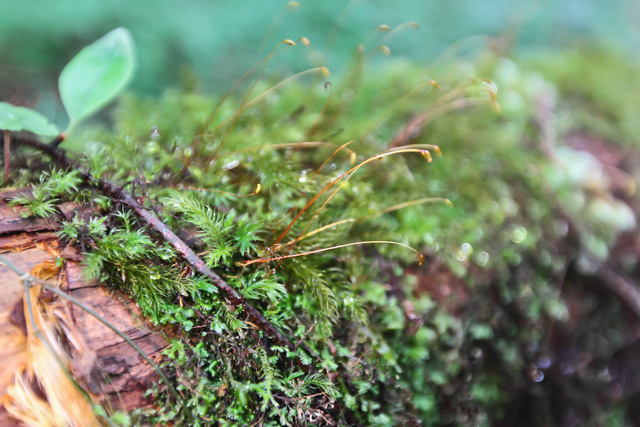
[59,27,135,130]
[0,102,59,137]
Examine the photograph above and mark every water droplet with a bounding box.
[553,219,569,237]
[531,370,544,383]
[476,251,490,267]
[499,197,518,217]
[560,363,575,376]
[480,80,498,95]
[470,347,483,360]
[222,159,240,172]
[537,356,552,370]
[509,254,521,266]
[510,226,527,244]
[456,251,467,262]
[461,242,473,254]
[146,141,159,152]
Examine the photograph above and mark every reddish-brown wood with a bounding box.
[0,195,170,423]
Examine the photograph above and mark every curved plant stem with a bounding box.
[240,240,424,266]
[208,40,297,163]
[288,196,452,245]
[312,140,356,178]
[273,148,433,249]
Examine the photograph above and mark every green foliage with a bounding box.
[0,28,134,138]
[10,169,82,217]
[82,210,189,317]
[58,215,107,242]
[0,102,59,137]
[59,27,136,131]
[165,192,238,267]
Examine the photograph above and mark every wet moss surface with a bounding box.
[5,45,640,425]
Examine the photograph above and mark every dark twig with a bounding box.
[49,133,66,149]
[8,131,312,373]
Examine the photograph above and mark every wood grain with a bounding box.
[0,196,170,424]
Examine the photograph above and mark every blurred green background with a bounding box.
[2,0,639,99]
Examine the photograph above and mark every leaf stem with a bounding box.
[3,130,9,184]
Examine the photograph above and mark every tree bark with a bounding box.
[0,192,169,424]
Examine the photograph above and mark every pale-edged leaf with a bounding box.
[0,102,59,137]
[59,27,135,130]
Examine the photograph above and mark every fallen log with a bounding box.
[0,193,170,425]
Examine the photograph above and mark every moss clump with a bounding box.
[6,44,640,425]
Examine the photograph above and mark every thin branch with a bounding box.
[49,133,66,149]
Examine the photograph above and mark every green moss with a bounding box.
[7,45,639,425]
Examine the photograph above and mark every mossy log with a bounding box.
[0,191,168,425]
